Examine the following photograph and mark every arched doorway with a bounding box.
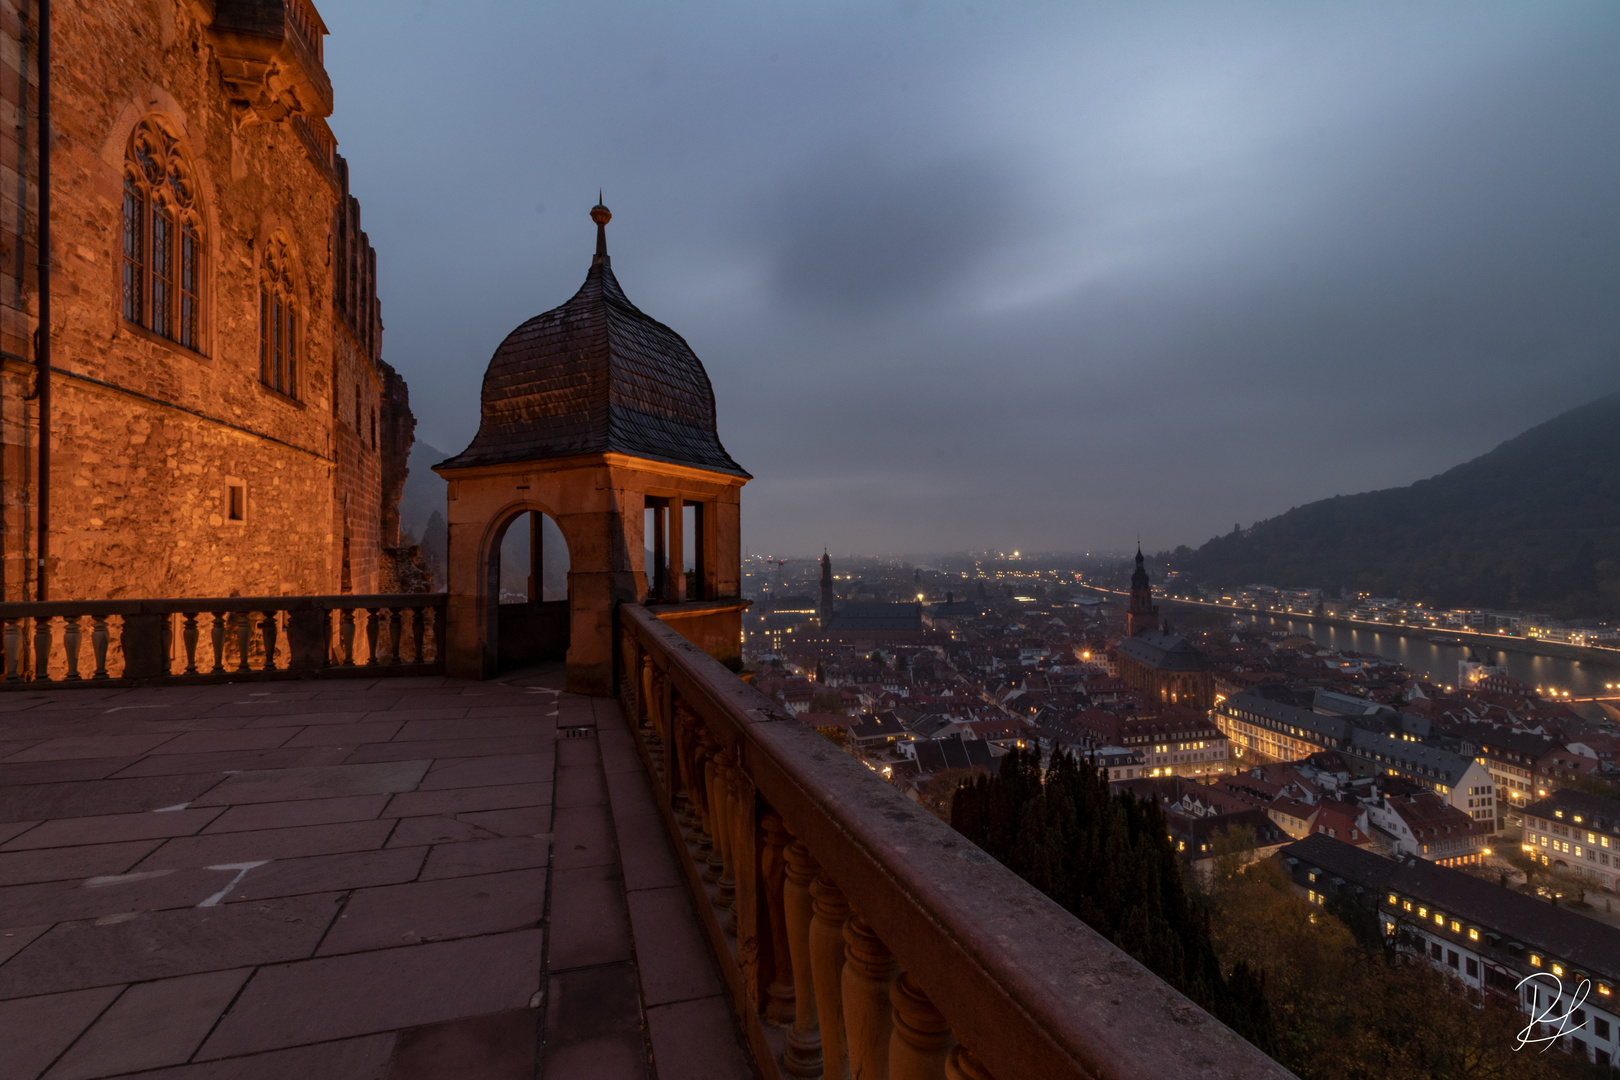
[486,507,571,672]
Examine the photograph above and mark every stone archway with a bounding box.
[485,504,573,672]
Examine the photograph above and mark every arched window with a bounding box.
[259,233,300,398]
[123,119,204,351]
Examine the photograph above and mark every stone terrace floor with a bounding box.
[0,668,754,1079]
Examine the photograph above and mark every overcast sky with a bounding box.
[322,0,1620,558]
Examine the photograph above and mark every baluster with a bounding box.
[782,839,823,1077]
[702,734,724,879]
[711,749,735,905]
[91,616,110,679]
[339,607,356,665]
[944,1045,993,1080]
[675,702,702,839]
[844,912,899,1080]
[724,757,747,934]
[810,874,851,1080]
[209,612,227,673]
[403,608,421,667]
[32,616,53,682]
[761,813,797,1026]
[890,972,953,1080]
[261,612,279,671]
[410,606,426,663]
[364,607,379,666]
[181,613,199,675]
[686,721,714,851]
[3,618,19,681]
[425,604,440,663]
[234,611,252,673]
[63,615,82,680]
[388,607,403,665]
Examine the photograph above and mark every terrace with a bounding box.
[0,598,1293,1079]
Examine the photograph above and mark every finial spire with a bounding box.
[590,195,612,265]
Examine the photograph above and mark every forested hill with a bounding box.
[1172,391,1620,617]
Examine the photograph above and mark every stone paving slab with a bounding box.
[0,665,752,1078]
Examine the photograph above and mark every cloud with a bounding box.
[762,150,1013,316]
[319,0,1620,557]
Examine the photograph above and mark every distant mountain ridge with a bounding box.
[1172,392,1620,617]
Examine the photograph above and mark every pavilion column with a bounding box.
[669,495,685,601]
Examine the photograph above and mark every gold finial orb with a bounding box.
[590,202,611,226]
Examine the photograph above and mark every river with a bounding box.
[1245,614,1620,699]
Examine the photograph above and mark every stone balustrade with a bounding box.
[618,602,1295,1080]
[0,593,445,686]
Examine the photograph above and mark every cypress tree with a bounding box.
[952,749,1273,1047]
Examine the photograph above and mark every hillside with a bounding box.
[1172,392,1620,617]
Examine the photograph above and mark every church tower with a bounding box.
[819,550,835,627]
[1126,546,1158,637]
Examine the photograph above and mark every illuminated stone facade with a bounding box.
[0,0,410,600]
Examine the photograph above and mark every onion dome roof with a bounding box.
[438,201,748,477]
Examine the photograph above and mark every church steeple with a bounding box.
[1127,545,1158,637]
[819,549,835,627]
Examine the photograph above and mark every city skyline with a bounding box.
[327,0,1620,554]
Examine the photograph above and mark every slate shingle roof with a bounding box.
[1281,833,1620,981]
[1116,631,1209,672]
[438,254,749,477]
[826,603,924,632]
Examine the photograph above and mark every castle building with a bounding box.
[0,0,413,601]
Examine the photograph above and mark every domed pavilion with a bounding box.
[435,202,750,692]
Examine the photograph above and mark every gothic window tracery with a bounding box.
[122,118,204,351]
[259,233,300,398]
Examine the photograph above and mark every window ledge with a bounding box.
[120,320,208,359]
[256,380,307,409]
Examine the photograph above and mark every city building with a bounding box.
[2,0,415,601]
[1074,707,1230,778]
[1364,791,1491,866]
[1471,729,1556,827]
[1521,789,1620,892]
[1344,728,1496,816]
[1213,691,1354,763]
[1282,834,1620,1068]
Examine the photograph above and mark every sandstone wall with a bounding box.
[0,0,408,601]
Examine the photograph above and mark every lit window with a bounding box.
[1531,955,1543,967]
[1468,928,1479,941]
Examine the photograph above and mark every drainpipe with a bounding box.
[34,0,49,600]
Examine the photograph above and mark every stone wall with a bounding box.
[0,0,411,600]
